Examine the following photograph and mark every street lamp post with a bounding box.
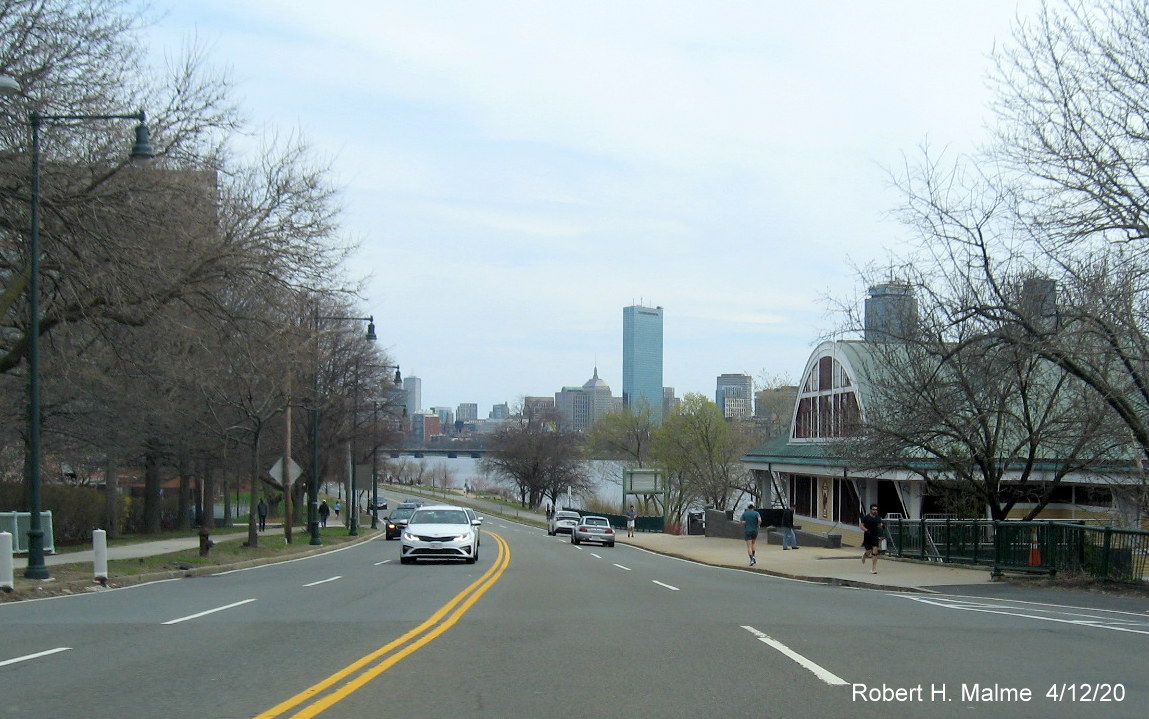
[308,307,376,545]
[3,76,154,579]
[369,366,402,530]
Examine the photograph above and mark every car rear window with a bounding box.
[557,513,580,520]
[583,518,608,526]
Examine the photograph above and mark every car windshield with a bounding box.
[412,509,468,525]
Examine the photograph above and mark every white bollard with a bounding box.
[1,531,13,592]
[93,529,108,585]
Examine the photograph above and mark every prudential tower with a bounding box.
[622,305,664,423]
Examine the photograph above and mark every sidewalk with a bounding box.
[617,532,995,592]
[41,530,252,567]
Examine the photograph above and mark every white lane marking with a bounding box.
[590,553,603,559]
[613,564,631,571]
[742,625,848,685]
[162,598,257,625]
[373,560,391,566]
[900,596,1149,636]
[0,647,71,667]
[303,576,342,587]
[652,581,680,591]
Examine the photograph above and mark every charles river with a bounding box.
[377,455,628,509]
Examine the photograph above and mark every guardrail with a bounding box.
[885,518,1149,584]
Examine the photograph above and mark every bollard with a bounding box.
[1,531,13,592]
[93,529,108,586]
[198,525,214,557]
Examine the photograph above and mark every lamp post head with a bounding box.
[130,118,155,161]
[365,318,377,341]
[0,74,20,95]
[393,367,402,386]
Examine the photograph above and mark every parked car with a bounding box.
[400,504,480,564]
[548,510,581,536]
[571,515,615,547]
[384,502,421,540]
[463,507,483,546]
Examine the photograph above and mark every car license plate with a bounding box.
[430,542,442,549]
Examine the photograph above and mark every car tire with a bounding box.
[572,535,579,545]
[400,556,413,564]
[548,529,555,536]
[607,542,615,547]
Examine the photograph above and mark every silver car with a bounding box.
[463,507,483,546]
[400,505,480,564]
[548,510,581,536]
[571,515,615,547]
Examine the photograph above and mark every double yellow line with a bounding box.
[256,531,510,719]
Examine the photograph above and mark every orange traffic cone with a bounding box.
[1028,528,1041,566]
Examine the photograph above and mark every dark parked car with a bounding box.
[385,502,421,540]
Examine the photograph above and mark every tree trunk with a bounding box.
[144,442,162,534]
[104,458,120,540]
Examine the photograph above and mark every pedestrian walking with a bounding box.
[318,500,331,528]
[781,504,799,550]
[624,505,637,537]
[741,503,762,565]
[860,503,884,574]
[334,500,341,519]
[257,497,268,532]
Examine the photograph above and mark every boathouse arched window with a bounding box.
[793,354,861,439]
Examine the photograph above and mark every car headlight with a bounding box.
[401,531,415,542]
[454,531,473,542]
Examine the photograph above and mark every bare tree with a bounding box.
[482,410,587,509]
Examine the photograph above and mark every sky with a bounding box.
[142,0,1042,415]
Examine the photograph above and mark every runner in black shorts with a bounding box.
[860,503,884,574]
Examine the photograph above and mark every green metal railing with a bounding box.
[886,518,1149,584]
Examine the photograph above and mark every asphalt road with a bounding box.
[2,513,1147,719]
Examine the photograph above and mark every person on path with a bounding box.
[318,500,331,528]
[860,503,884,574]
[334,500,341,520]
[624,505,638,537]
[781,504,799,550]
[257,497,268,532]
[740,503,762,565]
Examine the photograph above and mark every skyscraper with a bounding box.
[623,305,664,423]
[716,373,754,419]
[403,375,422,415]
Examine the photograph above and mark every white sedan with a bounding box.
[400,505,480,564]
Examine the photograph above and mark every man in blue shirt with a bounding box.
[741,504,762,566]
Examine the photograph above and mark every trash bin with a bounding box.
[687,511,705,535]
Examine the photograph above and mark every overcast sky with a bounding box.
[143,1,1040,414]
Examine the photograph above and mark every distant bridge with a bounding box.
[381,448,489,459]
